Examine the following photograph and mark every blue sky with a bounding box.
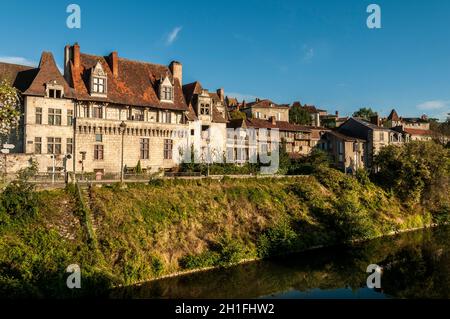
[1,0,450,120]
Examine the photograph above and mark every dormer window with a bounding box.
[200,103,210,115]
[90,61,107,97]
[159,76,174,102]
[162,86,173,100]
[93,77,106,94]
[46,81,64,98]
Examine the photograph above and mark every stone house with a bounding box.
[337,117,407,168]
[385,109,433,141]
[1,43,208,175]
[182,81,228,163]
[227,117,327,163]
[318,130,367,173]
[240,98,290,122]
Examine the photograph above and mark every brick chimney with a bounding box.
[169,61,182,85]
[73,42,80,70]
[108,51,119,78]
[217,88,224,102]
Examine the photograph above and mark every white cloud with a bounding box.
[416,100,450,110]
[166,26,182,45]
[0,56,37,67]
[226,92,259,102]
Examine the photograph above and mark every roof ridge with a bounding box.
[80,52,170,69]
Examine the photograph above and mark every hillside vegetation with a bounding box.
[0,141,449,297]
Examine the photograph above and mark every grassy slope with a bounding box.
[0,168,439,296]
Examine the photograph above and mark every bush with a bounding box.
[179,251,220,270]
[0,165,39,220]
[215,236,248,266]
[150,255,164,276]
[257,221,298,258]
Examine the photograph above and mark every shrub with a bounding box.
[0,165,39,220]
[150,255,164,276]
[215,236,248,267]
[257,221,298,258]
[179,251,220,270]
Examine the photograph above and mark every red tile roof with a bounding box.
[403,128,434,136]
[24,52,74,98]
[243,99,289,109]
[69,52,188,111]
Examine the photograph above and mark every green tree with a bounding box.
[289,104,312,125]
[0,79,21,141]
[229,110,247,120]
[352,107,377,120]
[373,141,450,208]
[277,139,291,174]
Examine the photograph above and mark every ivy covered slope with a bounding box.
[1,146,448,297]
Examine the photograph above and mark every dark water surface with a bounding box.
[111,226,450,299]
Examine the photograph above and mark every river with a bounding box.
[111,226,450,299]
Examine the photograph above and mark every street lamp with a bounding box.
[120,121,127,183]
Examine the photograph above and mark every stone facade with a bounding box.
[241,99,290,122]
[318,131,367,173]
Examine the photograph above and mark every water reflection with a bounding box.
[111,226,449,299]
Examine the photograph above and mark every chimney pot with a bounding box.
[271,116,276,125]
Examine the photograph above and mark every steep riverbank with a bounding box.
[0,167,448,297]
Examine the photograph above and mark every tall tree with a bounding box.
[352,107,377,120]
[289,104,312,125]
[0,80,21,142]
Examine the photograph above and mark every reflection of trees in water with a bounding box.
[111,227,450,299]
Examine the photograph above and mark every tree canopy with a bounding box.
[289,104,312,125]
[229,110,247,120]
[373,141,450,210]
[352,107,377,120]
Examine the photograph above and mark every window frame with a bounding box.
[140,138,150,160]
[35,107,42,124]
[94,144,104,160]
[163,139,173,160]
[35,137,42,154]
[48,108,62,126]
[92,76,106,94]
[67,110,73,126]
